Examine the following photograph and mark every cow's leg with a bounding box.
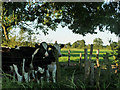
[52,64,57,83]
[37,79,40,84]
[9,65,15,81]
[46,70,50,83]
[31,70,35,79]
[22,59,29,83]
[52,70,56,83]
[13,64,23,82]
[41,77,44,82]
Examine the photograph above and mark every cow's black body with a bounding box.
[32,45,56,70]
[2,42,64,83]
[2,42,49,73]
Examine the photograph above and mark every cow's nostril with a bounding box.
[45,54,49,57]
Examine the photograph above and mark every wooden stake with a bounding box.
[68,50,70,66]
[96,49,100,67]
[89,44,94,86]
[90,63,94,86]
[53,49,61,82]
[84,49,89,83]
[89,44,93,61]
[104,53,112,83]
[79,53,82,70]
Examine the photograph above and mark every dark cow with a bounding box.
[2,47,24,74]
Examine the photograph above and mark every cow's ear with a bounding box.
[35,43,39,48]
[15,45,17,48]
[47,45,51,50]
[60,44,64,48]
[48,45,54,48]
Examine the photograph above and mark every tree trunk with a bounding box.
[0,43,2,90]
[2,24,9,41]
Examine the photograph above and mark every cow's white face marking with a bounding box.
[53,44,62,57]
[45,51,49,57]
[42,42,49,57]
[42,42,47,50]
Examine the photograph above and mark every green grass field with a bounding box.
[59,48,114,64]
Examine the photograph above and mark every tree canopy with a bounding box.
[2,2,120,41]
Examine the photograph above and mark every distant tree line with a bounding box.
[64,38,119,50]
[2,32,119,50]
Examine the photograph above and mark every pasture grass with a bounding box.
[59,48,114,64]
[2,48,120,89]
[2,65,120,89]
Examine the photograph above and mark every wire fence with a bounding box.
[2,56,45,64]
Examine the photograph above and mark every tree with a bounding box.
[118,40,120,46]
[78,40,86,49]
[86,44,91,49]
[72,42,78,48]
[2,2,27,41]
[110,41,118,50]
[65,42,71,48]
[72,40,85,49]
[53,2,120,36]
[2,2,120,42]
[93,38,103,48]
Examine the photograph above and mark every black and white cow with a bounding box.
[31,42,64,83]
[2,42,49,82]
[2,42,64,83]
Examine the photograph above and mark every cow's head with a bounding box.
[48,43,64,57]
[35,42,49,57]
[53,44,64,57]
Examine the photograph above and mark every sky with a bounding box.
[35,25,118,45]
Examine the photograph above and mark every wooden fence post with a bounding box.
[96,66,101,89]
[104,53,112,83]
[79,53,82,69]
[96,49,101,88]
[90,63,94,86]
[96,49,100,67]
[89,44,94,86]
[89,44,93,61]
[68,50,70,66]
[53,48,61,82]
[84,48,89,83]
